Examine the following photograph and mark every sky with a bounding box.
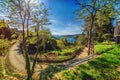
[0,0,119,35]
[37,0,83,35]
[0,0,83,35]
[39,0,120,35]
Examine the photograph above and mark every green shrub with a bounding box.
[76,34,88,45]
[0,39,9,56]
[50,46,83,56]
[11,34,18,39]
[57,40,65,49]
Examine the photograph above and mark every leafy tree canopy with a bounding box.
[0,20,8,28]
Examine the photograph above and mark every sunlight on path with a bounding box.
[8,42,48,78]
[66,47,99,68]
[76,47,88,58]
[8,42,26,74]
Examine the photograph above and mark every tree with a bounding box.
[2,0,44,79]
[31,2,51,42]
[4,0,31,45]
[76,33,88,45]
[1,1,51,79]
[0,27,12,39]
[94,4,116,42]
[74,0,119,55]
[7,1,32,80]
[0,20,12,39]
[84,5,115,42]
[39,29,51,52]
[102,33,112,44]
[0,19,8,28]
[61,37,68,46]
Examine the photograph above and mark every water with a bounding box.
[53,35,76,43]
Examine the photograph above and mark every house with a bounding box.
[114,20,120,44]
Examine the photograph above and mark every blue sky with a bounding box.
[38,0,83,35]
[0,0,119,35]
[0,0,83,35]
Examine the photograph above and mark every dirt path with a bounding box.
[76,47,88,58]
[8,43,93,71]
[8,42,26,73]
[66,47,101,68]
[8,43,98,79]
[8,42,47,78]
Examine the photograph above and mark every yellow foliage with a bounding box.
[0,20,8,28]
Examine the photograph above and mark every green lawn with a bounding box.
[95,45,114,54]
[53,45,120,80]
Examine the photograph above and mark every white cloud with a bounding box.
[50,19,57,23]
[30,0,46,4]
[49,20,82,35]
[57,23,81,35]
[30,0,37,4]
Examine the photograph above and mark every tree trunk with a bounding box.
[37,23,39,42]
[88,15,94,55]
[26,74,32,80]
[22,23,25,48]
[26,16,30,37]
[24,47,31,80]
[26,17,29,37]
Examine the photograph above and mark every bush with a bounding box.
[76,34,88,45]
[50,46,83,56]
[61,37,68,46]
[0,27,12,40]
[0,39,9,56]
[11,33,18,39]
[46,38,58,50]
[57,40,66,49]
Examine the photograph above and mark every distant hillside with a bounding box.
[53,34,81,38]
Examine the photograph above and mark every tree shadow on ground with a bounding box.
[39,64,67,80]
[88,58,114,70]
[80,71,96,80]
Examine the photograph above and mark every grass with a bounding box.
[30,53,76,63]
[53,45,120,80]
[30,46,84,62]
[0,57,4,79]
[94,45,114,54]
[50,46,83,56]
